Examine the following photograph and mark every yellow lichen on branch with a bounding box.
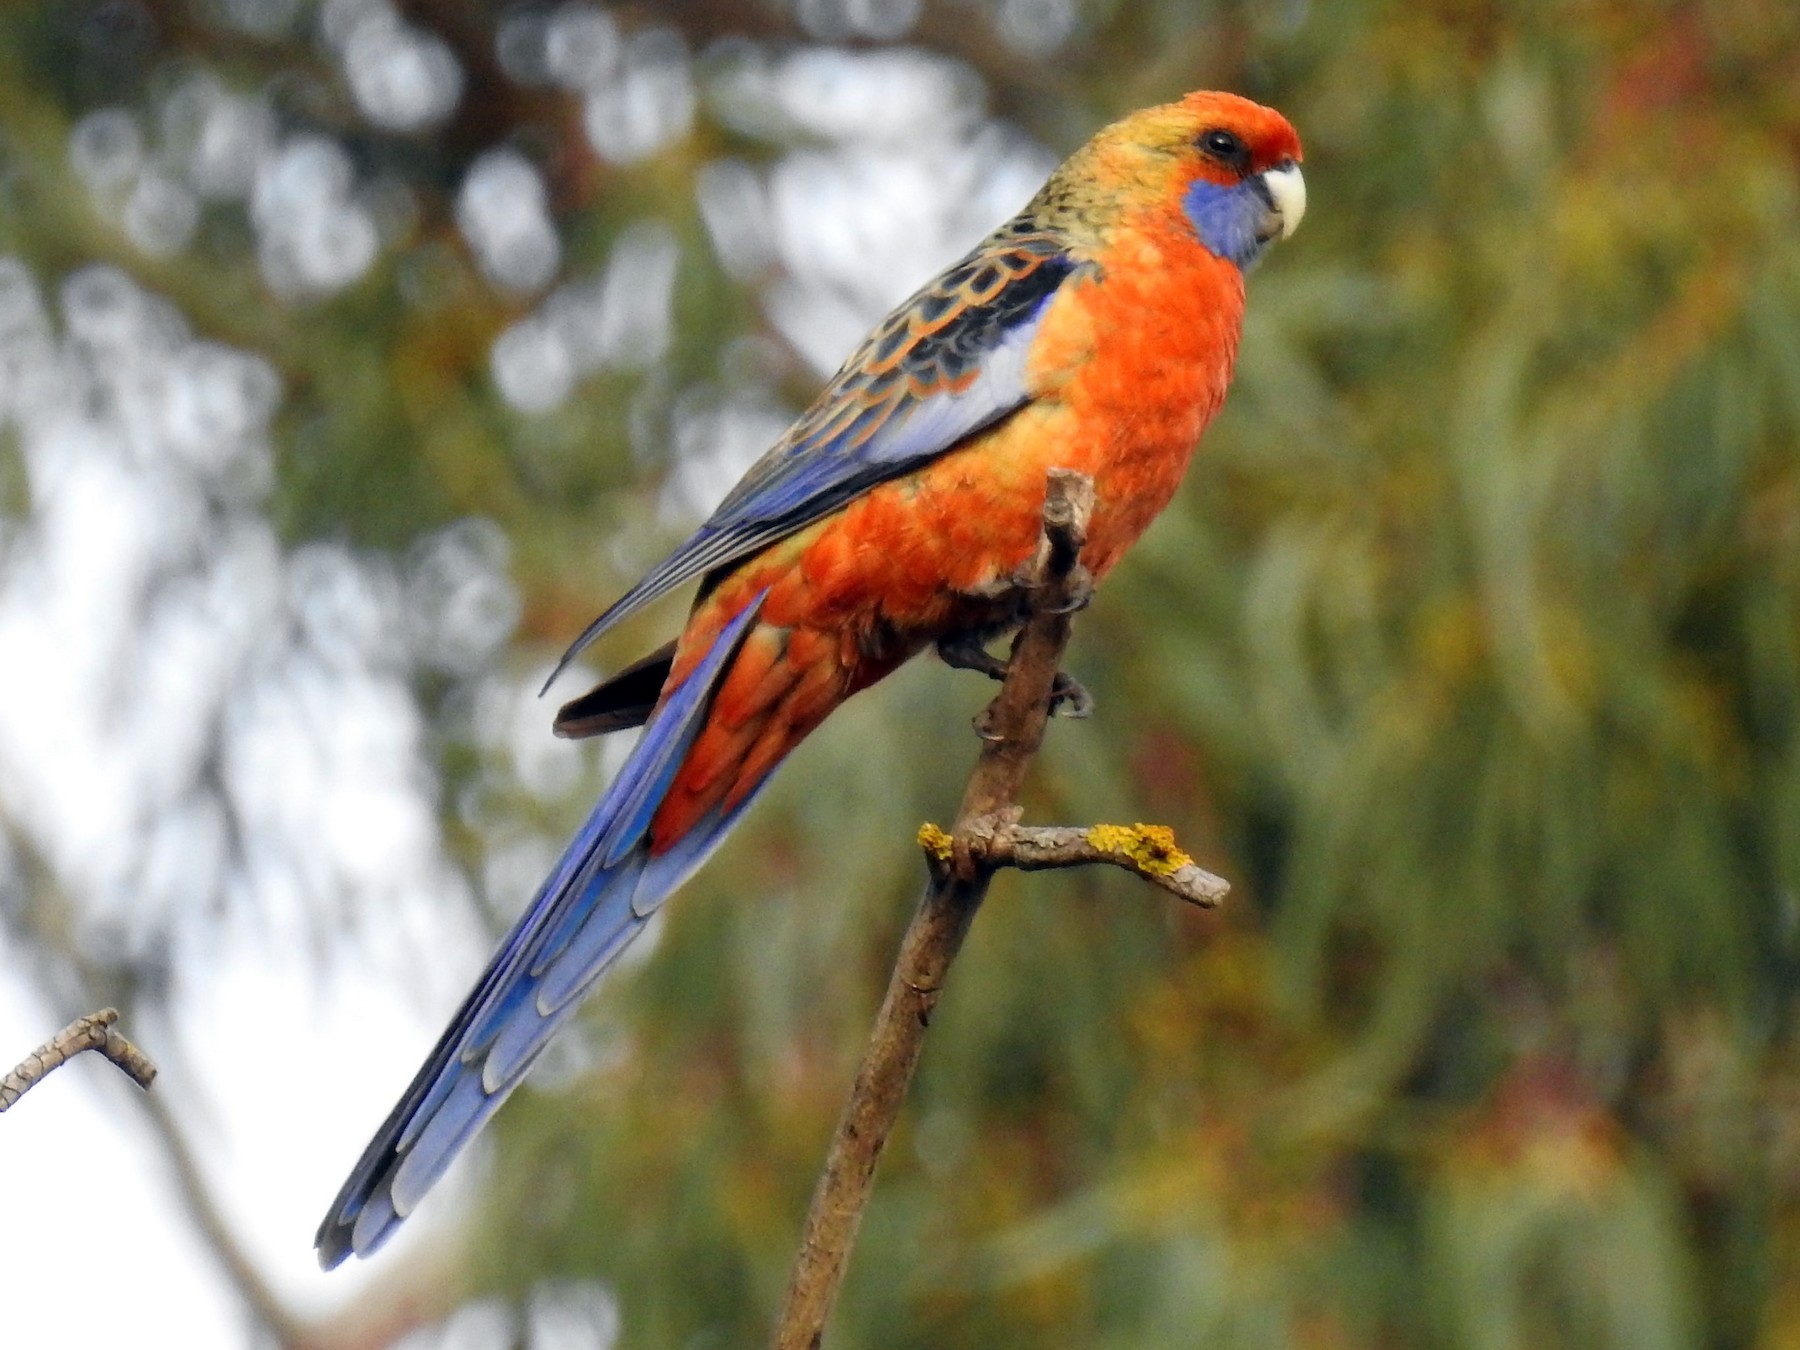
[916,822,954,863]
[1085,823,1194,878]
[920,820,1223,906]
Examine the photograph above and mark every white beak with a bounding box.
[1259,162,1307,241]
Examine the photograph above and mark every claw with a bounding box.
[972,706,1005,740]
[1049,671,1094,719]
[1004,561,1094,614]
[1042,563,1095,615]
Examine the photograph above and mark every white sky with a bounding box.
[0,951,470,1348]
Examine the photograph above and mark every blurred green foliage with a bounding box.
[7,0,1800,1346]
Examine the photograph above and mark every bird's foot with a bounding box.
[1007,559,1095,615]
[938,631,1094,732]
[1049,670,1094,719]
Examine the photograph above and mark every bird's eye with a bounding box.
[1199,128,1249,168]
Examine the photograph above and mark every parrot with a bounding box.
[316,89,1304,1267]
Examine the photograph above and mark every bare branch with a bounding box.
[0,1008,157,1112]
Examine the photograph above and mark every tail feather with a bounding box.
[552,640,677,739]
[390,1072,491,1216]
[315,594,769,1269]
[486,858,648,1087]
[487,789,762,1093]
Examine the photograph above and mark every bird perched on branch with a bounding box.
[317,89,1304,1266]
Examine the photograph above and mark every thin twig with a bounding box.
[0,1007,157,1112]
[774,468,1231,1349]
[918,820,1229,908]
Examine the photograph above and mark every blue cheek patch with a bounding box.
[1182,178,1266,271]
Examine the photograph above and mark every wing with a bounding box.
[542,226,1081,692]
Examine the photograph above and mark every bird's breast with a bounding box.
[1020,223,1246,573]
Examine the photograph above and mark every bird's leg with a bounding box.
[936,629,1095,725]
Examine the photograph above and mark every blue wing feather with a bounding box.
[316,594,769,1267]
[540,229,1079,693]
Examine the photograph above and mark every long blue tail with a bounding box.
[315,596,768,1267]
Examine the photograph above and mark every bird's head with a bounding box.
[1052,91,1305,271]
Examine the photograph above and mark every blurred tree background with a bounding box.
[3,0,1799,1346]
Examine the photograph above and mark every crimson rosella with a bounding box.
[317,89,1304,1266]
